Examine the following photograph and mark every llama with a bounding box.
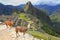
[5,19,13,29]
[15,23,31,38]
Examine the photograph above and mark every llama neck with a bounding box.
[27,23,30,29]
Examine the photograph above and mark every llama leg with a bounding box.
[16,31,19,38]
[6,25,8,29]
[18,33,20,37]
[16,33,20,38]
[8,25,11,29]
[16,31,20,38]
[9,26,11,29]
[16,33,18,38]
[6,25,9,31]
[7,25,10,29]
[23,32,25,38]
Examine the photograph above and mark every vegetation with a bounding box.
[27,31,58,40]
[18,13,36,31]
[50,13,60,22]
[50,13,60,35]
[18,13,60,40]
[41,24,60,37]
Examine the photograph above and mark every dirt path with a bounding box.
[0,25,39,40]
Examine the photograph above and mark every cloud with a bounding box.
[0,0,28,5]
[37,0,60,5]
[0,0,40,6]
[0,0,60,6]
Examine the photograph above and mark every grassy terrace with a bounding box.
[27,31,58,40]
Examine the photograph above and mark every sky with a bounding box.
[0,0,60,6]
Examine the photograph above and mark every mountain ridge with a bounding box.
[0,3,60,15]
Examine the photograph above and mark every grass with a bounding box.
[27,31,58,40]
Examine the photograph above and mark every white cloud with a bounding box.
[0,0,40,6]
[37,0,60,5]
[0,0,60,6]
[0,0,28,5]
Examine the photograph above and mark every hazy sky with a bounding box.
[0,0,60,6]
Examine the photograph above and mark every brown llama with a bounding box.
[15,23,31,38]
[5,19,13,29]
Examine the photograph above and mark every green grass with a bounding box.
[27,31,58,40]
[42,24,60,37]
[18,13,33,23]
[28,31,47,40]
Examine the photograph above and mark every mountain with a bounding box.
[0,3,15,15]
[21,1,60,37]
[34,4,60,15]
[0,2,58,28]
[50,13,60,34]
[23,1,53,27]
[16,4,25,11]
[0,3,60,15]
[17,4,60,15]
[11,4,60,16]
[50,12,60,22]
[0,3,24,15]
